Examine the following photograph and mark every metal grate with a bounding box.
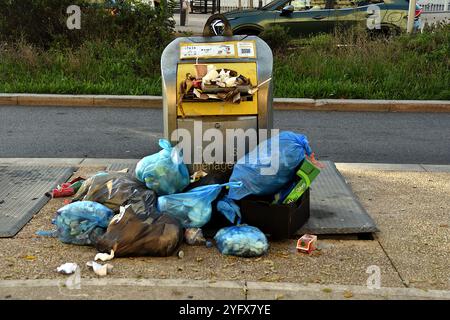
[106,161,138,175]
[298,161,378,235]
[0,166,75,237]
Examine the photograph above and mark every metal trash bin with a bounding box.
[161,35,273,173]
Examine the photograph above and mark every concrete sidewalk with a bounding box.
[173,13,210,35]
[0,160,449,299]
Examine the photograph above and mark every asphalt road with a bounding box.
[1,106,449,164]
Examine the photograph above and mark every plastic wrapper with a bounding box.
[228,131,313,200]
[37,201,114,246]
[214,225,269,257]
[185,170,231,191]
[217,195,241,224]
[72,171,157,220]
[135,139,190,195]
[157,182,241,228]
[184,228,206,245]
[95,205,183,257]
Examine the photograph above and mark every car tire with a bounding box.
[203,14,233,36]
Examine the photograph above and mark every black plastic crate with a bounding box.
[238,189,310,240]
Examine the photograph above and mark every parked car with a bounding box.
[206,0,422,36]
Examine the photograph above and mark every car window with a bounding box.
[333,0,355,8]
[334,0,384,9]
[288,0,331,11]
[275,0,291,10]
[333,0,384,9]
[263,0,289,10]
[355,0,384,6]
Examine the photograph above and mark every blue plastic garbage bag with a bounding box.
[217,195,241,224]
[214,225,269,257]
[157,182,241,228]
[228,131,312,200]
[135,139,190,195]
[37,201,114,246]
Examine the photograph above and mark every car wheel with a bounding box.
[203,14,233,37]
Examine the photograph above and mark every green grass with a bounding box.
[0,40,163,95]
[1,26,449,100]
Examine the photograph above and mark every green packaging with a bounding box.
[282,159,320,204]
[69,180,84,193]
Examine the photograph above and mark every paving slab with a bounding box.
[106,160,138,173]
[340,168,450,291]
[336,163,425,172]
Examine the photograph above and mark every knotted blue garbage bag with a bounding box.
[214,225,269,257]
[37,201,114,246]
[135,139,190,195]
[157,182,241,228]
[228,131,312,200]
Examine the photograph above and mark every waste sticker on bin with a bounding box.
[179,41,256,59]
[237,41,256,58]
[180,42,235,59]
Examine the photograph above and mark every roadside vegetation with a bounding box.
[267,24,450,100]
[0,1,449,99]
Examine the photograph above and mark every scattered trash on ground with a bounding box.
[47,177,85,198]
[343,290,354,299]
[94,250,115,262]
[56,263,78,275]
[296,234,318,254]
[41,133,322,269]
[86,261,113,277]
[184,228,206,246]
[190,170,208,183]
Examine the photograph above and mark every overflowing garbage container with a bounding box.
[38,35,323,268]
[161,35,273,174]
